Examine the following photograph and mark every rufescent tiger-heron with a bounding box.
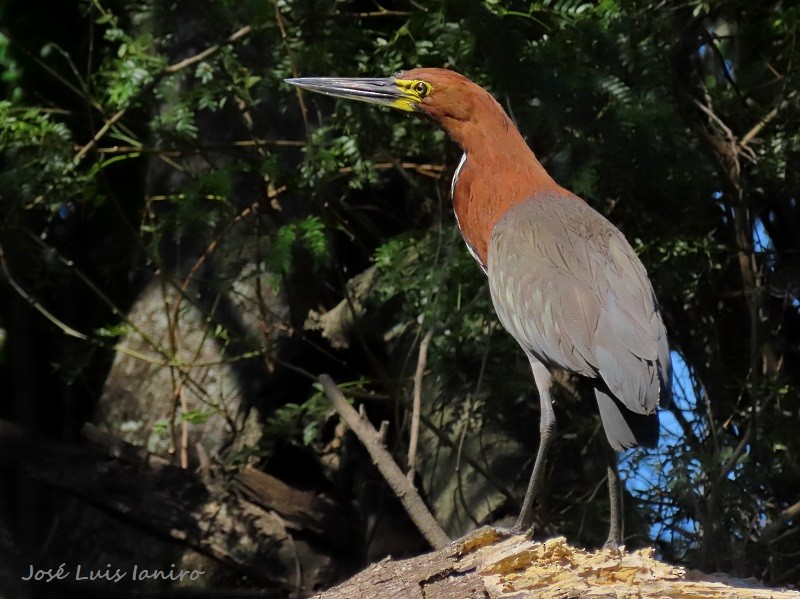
[286,68,671,549]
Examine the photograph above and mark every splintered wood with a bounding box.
[315,529,798,599]
[468,534,798,599]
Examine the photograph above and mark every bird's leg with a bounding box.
[603,439,623,550]
[513,359,556,534]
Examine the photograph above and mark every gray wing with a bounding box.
[487,193,671,417]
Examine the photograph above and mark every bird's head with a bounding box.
[286,68,502,146]
[286,67,558,264]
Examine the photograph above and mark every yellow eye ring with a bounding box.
[414,81,430,97]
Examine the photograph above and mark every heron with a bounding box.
[287,68,671,548]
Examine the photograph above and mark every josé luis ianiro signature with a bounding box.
[22,563,206,583]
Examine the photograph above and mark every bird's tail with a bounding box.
[594,386,659,451]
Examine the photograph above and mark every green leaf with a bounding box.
[181,409,211,425]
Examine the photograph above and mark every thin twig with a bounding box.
[165,25,252,74]
[0,27,104,114]
[692,97,757,164]
[273,0,309,138]
[72,107,127,164]
[740,90,799,147]
[179,387,190,468]
[86,139,306,154]
[716,422,752,487]
[761,496,800,544]
[698,26,744,98]
[161,273,182,459]
[161,196,284,397]
[454,397,481,528]
[407,328,434,483]
[338,161,445,178]
[2,240,272,370]
[319,374,450,549]
[81,23,254,165]
[24,21,259,209]
[425,407,517,509]
[0,248,88,341]
[332,10,412,17]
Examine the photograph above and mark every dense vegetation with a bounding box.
[1,0,799,592]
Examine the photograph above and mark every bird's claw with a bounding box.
[508,523,536,539]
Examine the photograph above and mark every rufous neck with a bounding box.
[443,101,560,266]
[440,94,555,189]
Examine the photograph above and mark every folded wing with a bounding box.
[488,192,671,447]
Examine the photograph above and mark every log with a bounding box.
[233,465,354,553]
[0,420,348,594]
[315,527,800,599]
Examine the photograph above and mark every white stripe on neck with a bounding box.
[450,152,487,273]
[451,152,467,200]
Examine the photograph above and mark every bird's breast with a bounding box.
[451,156,505,269]
[451,157,566,272]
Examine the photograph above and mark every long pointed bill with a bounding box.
[285,77,421,112]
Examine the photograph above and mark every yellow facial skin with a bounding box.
[390,79,432,112]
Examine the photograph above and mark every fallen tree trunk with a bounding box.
[315,528,800,599]
[0,420,351,594]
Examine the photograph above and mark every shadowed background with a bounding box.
[1,0,799,595]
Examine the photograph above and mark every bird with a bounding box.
[286,68,671,549]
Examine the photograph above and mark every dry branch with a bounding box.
[407,328,434,483]
[234,466,352,549]
[319,374,451,549]
[165,25,252,73]
[761,499,800,544]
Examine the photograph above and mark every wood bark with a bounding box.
[316,528,800,599]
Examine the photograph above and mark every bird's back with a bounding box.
[487,191,671,449]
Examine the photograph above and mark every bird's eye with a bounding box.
[414,81,429,97]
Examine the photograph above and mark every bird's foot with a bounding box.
[509,523,537,540]
[511,512,539,539]
[602,536,624,552]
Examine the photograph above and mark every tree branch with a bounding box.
[407,328,434,483]
[319,374,450,549]
[740,90,799,147]
[164,25,252,73]
[761,499,800,545]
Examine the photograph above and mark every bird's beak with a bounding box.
[285,77,421,112]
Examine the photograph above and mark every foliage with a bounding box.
[267,215,329,278]
[2,0,800,586]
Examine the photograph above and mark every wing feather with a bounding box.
[488,192,671,415]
